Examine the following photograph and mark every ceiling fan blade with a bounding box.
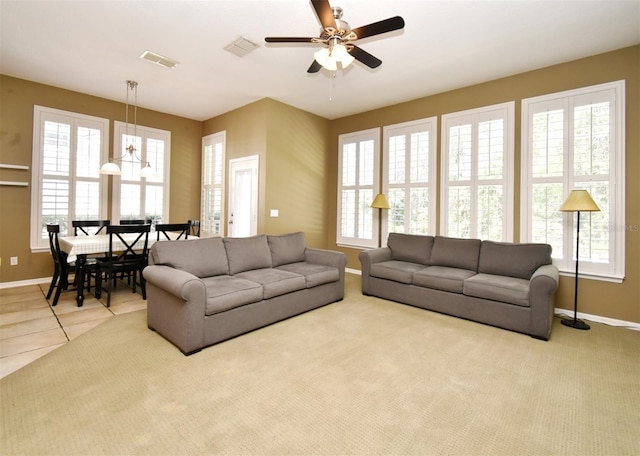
[311,0,337,30]
[265,37,315,43]
[349,45,382,69]
[351,16,405,40]
[307,60,322,73]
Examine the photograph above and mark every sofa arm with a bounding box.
[529,264,560,340]
[143,265,204,300]
[143,265,206,355]
[304,248,347,270]
[359,247,392,295]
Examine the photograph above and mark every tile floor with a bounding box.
[0,279,146,379]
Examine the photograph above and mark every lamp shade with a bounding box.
[99,162,122,175]
[560,189,600,212]
[371,193,390,209]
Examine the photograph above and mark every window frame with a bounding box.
[440,101,515,241]
[520,80,625,282]
[336,127,381,249]
[382,117,438,241]
[30,105,109,251]
[110,121,171,224]
[201,131,226,237]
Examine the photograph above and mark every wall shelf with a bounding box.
[0,164,29,170]
[0,164,29,186]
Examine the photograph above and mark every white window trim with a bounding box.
[382,117,438,241]
[30,105,109,252]
[337,127,381,249]
[440,101,515,241]
[520,80,625,283]
[201,131,226,237]
[110,121,171,223]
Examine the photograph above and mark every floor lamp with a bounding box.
[559,189,600,330]
[371,193,390,247]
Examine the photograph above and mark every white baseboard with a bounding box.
[0,277,51,289]
[554,308,640,331]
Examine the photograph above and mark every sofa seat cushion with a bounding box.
[276,262,339,288]
[369,260,427,284]
[413,266,476,293]
[235,268,306,299]
[202,276,263,316]
[463,273,530,307]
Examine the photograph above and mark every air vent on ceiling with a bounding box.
[139,50,179,69]
[224,37,258,57]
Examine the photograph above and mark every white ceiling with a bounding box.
[1,0,638,121]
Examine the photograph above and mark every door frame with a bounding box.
[227,155,259,237]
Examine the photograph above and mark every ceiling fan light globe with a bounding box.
[323,57,338,71]
[314,48,330,66]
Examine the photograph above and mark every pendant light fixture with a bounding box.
[100,80,154,177]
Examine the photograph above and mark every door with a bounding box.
[228,155,259,237]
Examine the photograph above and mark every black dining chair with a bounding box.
[188,219,201,237]
[46,224,98,306]
[95,224,151,307]
[72,219,111,290]
[155,222,190,241]
[72,219,111,236]
[120,219,151,225]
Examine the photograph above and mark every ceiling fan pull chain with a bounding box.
[329,71,336,102]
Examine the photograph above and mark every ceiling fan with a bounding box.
[264,0,405,73]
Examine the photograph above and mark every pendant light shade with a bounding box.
[100,80,152,177]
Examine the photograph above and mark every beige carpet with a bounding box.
[1,274,639,455]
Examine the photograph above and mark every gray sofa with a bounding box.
[143,232,347,354]
[359,233,559,340]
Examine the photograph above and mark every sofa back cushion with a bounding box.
[430,236,481,271]
[478,241,552,280]
[151,237,229,278]
[224,235,272,274]
[268,232,307,267]
[387,233,434,265]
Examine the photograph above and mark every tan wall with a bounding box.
[202,98,331,248]
[328,45,639,323]
[2,45,638,323]
[0,76,202,283]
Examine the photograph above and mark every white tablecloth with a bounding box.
[59,233,194,263]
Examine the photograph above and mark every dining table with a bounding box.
[59,232,195,307]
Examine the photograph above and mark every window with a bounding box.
[382,117,437,240]
[30,106,109,251]
[337,128,380,248]
[201,131,226,236]
[441,102,515,241]
[110,121,170,224]
[521,81,625,282]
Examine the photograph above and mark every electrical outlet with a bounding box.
[10,257,18,266]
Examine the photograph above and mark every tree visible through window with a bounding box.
[441,102,515,241]
[521,81,625,281]
[383,118,437,240]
